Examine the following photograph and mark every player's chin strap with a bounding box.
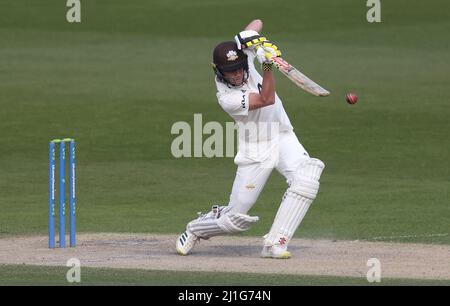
[224,70,249,89]
[212,64,249,89]
[187,205,259,239]
[264,158,325,248]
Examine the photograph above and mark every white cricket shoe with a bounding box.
[261,245,291,259]
[176,230,200,255]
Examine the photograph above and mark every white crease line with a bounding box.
[357,233,448,241]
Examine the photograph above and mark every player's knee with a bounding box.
[289,158,325,200]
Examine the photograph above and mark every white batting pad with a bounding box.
[289,158,325,200]
[187,205,259,239]
[264,158,325,247]
[217,213,259,233]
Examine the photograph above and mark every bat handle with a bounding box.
[272,56,291,70]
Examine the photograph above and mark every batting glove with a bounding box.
[255,42,281,64]
[234,30,268,50]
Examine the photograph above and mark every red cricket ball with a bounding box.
[346,93,358,105]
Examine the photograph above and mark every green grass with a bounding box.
[1,264,448,286]
[0,0,449,245]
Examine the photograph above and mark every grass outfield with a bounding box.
[0,265,448,286]
[0,0,449,245]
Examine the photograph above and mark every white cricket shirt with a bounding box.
[215,50,293,145]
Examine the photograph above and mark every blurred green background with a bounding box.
[0,0,449,244]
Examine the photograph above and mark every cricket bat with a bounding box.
[271,56,330,97]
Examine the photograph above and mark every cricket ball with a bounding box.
[346,93,358,105]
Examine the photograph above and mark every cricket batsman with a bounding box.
[176,19,325,259]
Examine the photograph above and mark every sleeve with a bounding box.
[244,49,256,70]
[217,90,251,117]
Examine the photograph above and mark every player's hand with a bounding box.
[255,42,281,64]
[234,30,268,50]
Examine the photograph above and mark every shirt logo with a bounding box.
[241,94,246,109]
[257,83,262,94]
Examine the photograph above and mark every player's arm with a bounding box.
[244,19,263,32]
[248,41,281,110]
[236,20,281,110]
[249,68,275,110]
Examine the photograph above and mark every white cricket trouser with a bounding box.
[227,130,309,214]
